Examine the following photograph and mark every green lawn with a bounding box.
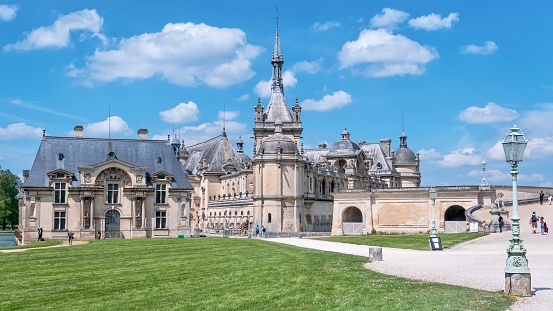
[317,233,484,251]
[0,240,60,250]
[0,238,513,311]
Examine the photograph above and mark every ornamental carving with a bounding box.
[95,167,132,187]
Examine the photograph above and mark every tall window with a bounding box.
[54,182,66,204]
[107,183,119,204]
[156,210,167,229]
[54,211,66,230]
[156,184,167,204]
[268,213,272,223]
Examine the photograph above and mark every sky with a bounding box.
[1,1,553,187]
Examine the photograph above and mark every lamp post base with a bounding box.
[505,273,531,296]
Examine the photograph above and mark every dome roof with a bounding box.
[394,147,417,165]
[260,133,297,155]
[326,128,360,157]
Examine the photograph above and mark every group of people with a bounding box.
[254,225,267,238]
[530,211,549,235]
[38,228,103,244]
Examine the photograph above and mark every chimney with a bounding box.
[138,128,148,140]
[380,139,391,158]
[74,125,84,138]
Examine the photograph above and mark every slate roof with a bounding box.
[360,143,393,172]
[264,91,293,122]
[22,136,193,190]
[183,134,251,176]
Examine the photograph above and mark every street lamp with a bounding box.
[429,187,438,237]
[502,125,531,296]
[481,160,488,187]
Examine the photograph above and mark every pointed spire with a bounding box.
[400,113,408,147]
[271,6,284,94]
[263,8,293,123]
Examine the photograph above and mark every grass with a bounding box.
[0,238,513,311]
[316,233,485,251]
[0,240,60,250]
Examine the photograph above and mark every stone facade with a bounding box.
[181,24,422,235]
[17,128,193,243]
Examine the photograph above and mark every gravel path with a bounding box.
[266,203,553,311]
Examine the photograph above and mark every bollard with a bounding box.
[368,247,383,261]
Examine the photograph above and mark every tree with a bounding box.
[0,167,21,230]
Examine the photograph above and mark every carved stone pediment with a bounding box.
[95,167,132,187]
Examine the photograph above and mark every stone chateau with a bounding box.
[17,23,443,242]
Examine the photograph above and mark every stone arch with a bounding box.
[342,206,363,222]
[444,205,466,221]
[95,167,132,187]
[342,206,363,235]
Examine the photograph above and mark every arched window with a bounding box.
[268,213,272,223]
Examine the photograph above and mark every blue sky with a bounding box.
[1,1,553,187]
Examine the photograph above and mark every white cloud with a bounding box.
[0,4,17,21]
[311,21,341,32]
[338,29,438,77]
[461,41,498,55]
[0,123,43,140]
[153,120,247,145]
[437,147,482,168]
[70,22,261,88]
[408,12,459,31]
[370,8,409,30]
[291,58,323,74]
[468,169,544,183]
[0,155,4,161]
[236,94,250,101]
[525,136,553,158]
[254,70,297,98]
[519,104,553,137]
[300,91,352,112]
[486,140,505,161]
[4,9,104,51]
[159,101,200,124]
[218,110,239,121]
[458,102,519,124]
[84,116,132,136]
[417,148,442,161]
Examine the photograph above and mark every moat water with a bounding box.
[0,232,16,247]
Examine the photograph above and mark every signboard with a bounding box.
[469,222,479,233]
[429,236,443,251]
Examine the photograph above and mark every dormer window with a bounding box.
[158,174,166,180]
[56,173,65,178]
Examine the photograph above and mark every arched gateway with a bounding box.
[342,206,363,235]
[444,205,466,233]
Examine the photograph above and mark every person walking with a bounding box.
[67,230,75,245]
[498,215,504,233]
[261,226,266,238]
[544,218,549,234]
[539,191,545,205]
[549,194,552,205]
[37,227,43,241]
[97,228,101,240]
[255,225,260,238]
[540,217,546,235]
[530,212,539,234]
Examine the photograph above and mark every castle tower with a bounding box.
[253,20,303,155]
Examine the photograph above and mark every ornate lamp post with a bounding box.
[481,160,488,187]
[429,187,438,237]
[502,125,531,296]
